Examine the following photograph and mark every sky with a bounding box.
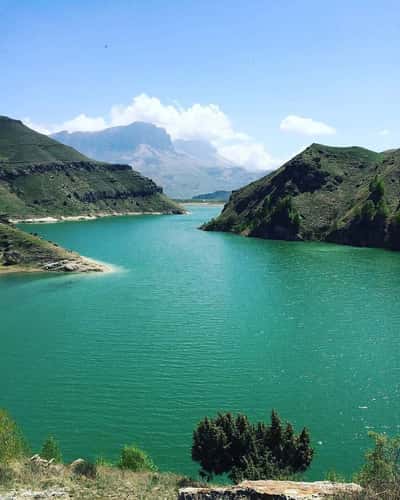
[2,0,399,170]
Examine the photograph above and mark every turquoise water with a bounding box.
[1,204,400,480]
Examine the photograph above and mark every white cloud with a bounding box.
[24,114,106,135]
[24,94,277,171]
[379,129,390,136]
[23,119,51,135]
[280,114,336,136]
[59,114,107,133]
[218,142,274,170]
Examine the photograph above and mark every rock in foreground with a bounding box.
[178,480,362,500]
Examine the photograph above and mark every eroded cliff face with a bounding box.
[178,480,363,500]
[0,161,183,218]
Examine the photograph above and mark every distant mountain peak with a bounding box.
[52,122,266,198]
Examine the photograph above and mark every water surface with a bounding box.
[1,205,400,479]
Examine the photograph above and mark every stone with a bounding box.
[178,480,363,500]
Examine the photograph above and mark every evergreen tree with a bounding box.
[191,410,313,482]
[40,435,62,463]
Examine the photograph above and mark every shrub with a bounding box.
[192,410,313,482]
[73,459,97,479]
[355,432,400,490]
[40,436,62,463]
[119,445,157,472]
[0,409,29,463]
[369,176,385,203]
[95,455,113,466]
[0,463,13,485]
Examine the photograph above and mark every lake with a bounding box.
[1,204,400,480]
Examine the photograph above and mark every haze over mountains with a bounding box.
[52,123,266,198]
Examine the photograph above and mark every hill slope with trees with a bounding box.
[203,144,400,251]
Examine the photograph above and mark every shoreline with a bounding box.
[0,256,115,276]
[182,202,225,206]
[9,210,187,224]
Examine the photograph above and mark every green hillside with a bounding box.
[0,116,183,218]
[0,221,104,273]
[0,116,89,165]
[203,143,400,251]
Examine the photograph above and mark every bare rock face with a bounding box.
[42,258,105,273]
[178,480,363,500]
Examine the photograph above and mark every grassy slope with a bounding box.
[203,143,400,250]
[0,222,101,273]
[0,460,191,500]
[0,116,183,218]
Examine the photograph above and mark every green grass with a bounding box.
[0,460,198,500]
[0,222,80,271]
[0,116,89,166]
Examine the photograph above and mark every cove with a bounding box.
[1,204,400,480]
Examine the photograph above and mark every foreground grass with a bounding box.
[0,460,198,499]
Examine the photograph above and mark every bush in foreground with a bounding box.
[40,435,62,463]
[0,409,29,463]
[119,445,158,472]
[192,410,313,482]
[355,431,400,490]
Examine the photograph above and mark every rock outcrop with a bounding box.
[178,480,363,500]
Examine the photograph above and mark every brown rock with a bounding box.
[178,480,363,499]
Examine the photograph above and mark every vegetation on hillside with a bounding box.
[0,221,103,273]
[0,116,183,218]
[2,408,400,498]
[0,409,198,499]
[203,143,400,251]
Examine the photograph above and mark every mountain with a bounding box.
[0,116,182,218]
[53,122,173,161]
[173,139,233,168]
[192,190,231,202]
[0,220,104,273]
[203,143,400,251]
[52,124,265,198]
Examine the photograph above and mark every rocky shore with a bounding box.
[0,222,110,275]
[8,210,181,225]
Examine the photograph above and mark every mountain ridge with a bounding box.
[51,123,266,198]
[0,117,183,219]
[203,143,400,251]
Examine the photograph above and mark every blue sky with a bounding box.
[2,0,399,169]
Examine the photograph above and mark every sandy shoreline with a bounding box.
[0,256,116,276]
[9,211,172,224]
